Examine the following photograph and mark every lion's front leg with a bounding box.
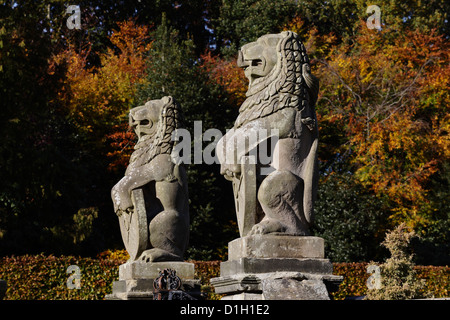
[111,154,175,215]
[111,176,135,215]
[111,168,152,214]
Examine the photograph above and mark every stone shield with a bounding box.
[232,156,258,237]
[118,189,149,260]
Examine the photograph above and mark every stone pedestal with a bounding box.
[210,235,343,300]
[106,261,201,300]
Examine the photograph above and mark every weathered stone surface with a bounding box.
[233,156,258,237]
[210,271,342,299]
[113,278,154,293]
[211,242,343,299]
[262,278,329,300]
[228,235,324,260]
[221,257,333,277]
[111,96,189,262]
[221,293,263,300]
[119,261,195,280]
[211,274,263,294]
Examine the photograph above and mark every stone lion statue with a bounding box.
[216,31,319,237]
[111,96,189,262]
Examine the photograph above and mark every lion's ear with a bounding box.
[161,96,173,105]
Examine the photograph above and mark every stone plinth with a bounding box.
[228,235,325,260]
[221,257,333,276]
[210,235,343,300]
[106,261,201,300]
[119,261,195,280]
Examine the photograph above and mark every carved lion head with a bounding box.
[235,31,319,128]
[128,96,184,167]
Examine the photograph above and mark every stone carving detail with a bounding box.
[217,31,320,237]
[111,96,189,262]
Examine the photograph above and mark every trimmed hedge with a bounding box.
[0,254,448,300]
[0,254,124,300]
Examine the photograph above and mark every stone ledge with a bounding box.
[221,293,263,300]
[228,235,325,260]
[105,291,153,300]
[210,272,343,300]
[220,257,333,277]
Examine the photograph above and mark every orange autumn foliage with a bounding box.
[200,51,247,107]
[283,16,338,60]
[53,19,151,171]
[315,22,449,228]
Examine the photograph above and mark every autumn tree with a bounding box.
[54,19,152,179]
[200,51,247,107]
[314,22,449,262]
[55,19,151,149]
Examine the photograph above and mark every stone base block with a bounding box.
[106,261,200,300]
[119,261,195,280]
[262,278,330,300]
[210,236,343,300]
[228,235,325,260]
[221,257,333,276]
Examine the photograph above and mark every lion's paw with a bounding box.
[248,218,285,235]
[139,248,182,263]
